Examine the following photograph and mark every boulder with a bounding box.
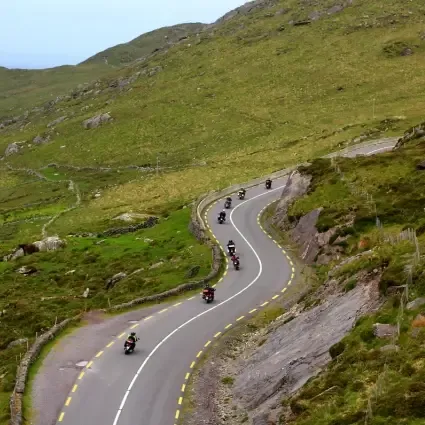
[33,236,66,252]
[82,113,112,129]
[33,134,50,145]
[373,323,397,338]
[105,272,127,290]
[17,265,37,275]
[113,212,147,222]
[407,297,425,310]
[150,261,164,269]
[47,116,67,128]
[5,142,20,156]
[7,338,28,349]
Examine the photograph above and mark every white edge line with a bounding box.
[111,182,289,425]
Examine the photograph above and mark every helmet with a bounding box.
[130,332,136,337]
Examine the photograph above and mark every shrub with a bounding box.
[329,341,346,359]
[221,376,235,385]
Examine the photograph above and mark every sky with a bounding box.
[0,0,247,70]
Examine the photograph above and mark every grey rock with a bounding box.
[373,323,397,338]
[401,47,413,56]
[7,338,28,349]
[105,272,127,290]
[82,113,112,129]
[407,297,425,310]
[17,266,37,275]
[380,344,399,353]
[82,288,90,298]
[149,261,164,270]
[47,116,67,128]
[33,236,66,252]
[5,142,21,156]
[33,134,50,145]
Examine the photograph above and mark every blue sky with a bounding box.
[0,0,246,69]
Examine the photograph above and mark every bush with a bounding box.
[344,278,357,292]
[221,376,235,385]
[329,341,346,359]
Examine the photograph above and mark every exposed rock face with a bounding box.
[5,142,21,156]
[47,116,67,128]
[33,236,66,252]
[82,113,112,129]
[105,272,127,290]
[373,323,397,338]
[33,134,50,145]
[232,280,380,419]
[407,297,425,310]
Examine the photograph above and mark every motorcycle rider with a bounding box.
[265,178,272,189]
[238,188,246,198]
[227,240,236,255]
[218,210,226,220]
[126,332,138,349]
[225,196,232,208]
[231,253,240,267]
[203,283,216,299]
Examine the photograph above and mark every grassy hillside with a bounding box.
[284,137,425,425]
[82,23,206,66]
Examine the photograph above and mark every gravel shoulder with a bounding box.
[30,304,165,425]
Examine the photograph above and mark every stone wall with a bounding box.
[393,121,425,150]
[10,316,80,425]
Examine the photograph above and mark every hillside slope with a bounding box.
[81,23,207,66]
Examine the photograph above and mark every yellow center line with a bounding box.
[292,266,295,273]
[58,412,65,422]
[118,332,126,338]
[204,340,211,348]
[212,284,217,288]
[288,281,292,286]
[159,308,168,314]
[72,385,78,393]
[86,361,93,368]
[65,397,71,406]
[272,295,279,300]
[185,373,190,380]
[282,249,286,254]
[214,331,222,338]
[249,308,257,314]
[78,371,85,380]
[190,361,196,369]
[223,271,227,276]
[236,316,245,321]
[290,261,294,266]
[175,410,180,420]
[196,350,203,358]
[277,244,282,248]
[130,323,139,329]
[218,277,223,283]
[291,273,295,279]
[261,301,269,307]
[107,341,115,348]
[281,288,287,293]
[178,397,183,405]
[225,323,232,329]
[268,235,272,239]
[95,351,103,358]
[144,316,153,321]
[173,302,182,307]
[181,384,186,392]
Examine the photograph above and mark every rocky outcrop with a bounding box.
[47,116,67,128]
[393,120,425,150]
[407,297,425,310]
[33,236,66,252]
[105,272,127,290]
[5,142,21,157]
[82,112,112,129]
[33,134,50,145]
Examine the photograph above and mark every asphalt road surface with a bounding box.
[57,140,396,425]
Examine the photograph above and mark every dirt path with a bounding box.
[31,304,165,425]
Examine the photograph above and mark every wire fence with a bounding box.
[330,156,421,423]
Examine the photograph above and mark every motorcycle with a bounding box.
[202,289,214,303]
[218,215,225,224]
[124,338,136,355]
[238,191,245,200]
[224,200,231,209]
[233,258,240,270]
[265,180,272,189]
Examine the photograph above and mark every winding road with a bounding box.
[55,139,397,425]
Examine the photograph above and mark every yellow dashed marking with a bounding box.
[249,308,257,314]
[178,397,183,405]
[185,373,190,380]
[65,397,71,406]
[205,340,211,347]
[282,249,286,254]
[190,361,196,369]
[95,351,103,358]
[218,277,223,283]
[225,323,232,329]
[212,283,217,288]
[188,296,195,300]
[261,301,269,307]
[130,323,139,329]
[272,295,279,300]
[196,351,203,358]
[290,260,294,267]
[223,271,227,276]
[173,302,182,307]
[58,412,65,422]
[288,281,292,286]
[144,315,153,321]
[236,316,245,321]
[214,331,222,338]
[118,332,126,338]
[281,288,287,293]
[181,384,186,392]
[277,244,282,248]
[291,273,295,279]
[292,266,295,273]
[78,371,85,380]
[107,341,114,348]
[159,308,168,314]
[86,361,93,368]
[268,235,272,239]
[175,410,180,420]
[72,385,78,393]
